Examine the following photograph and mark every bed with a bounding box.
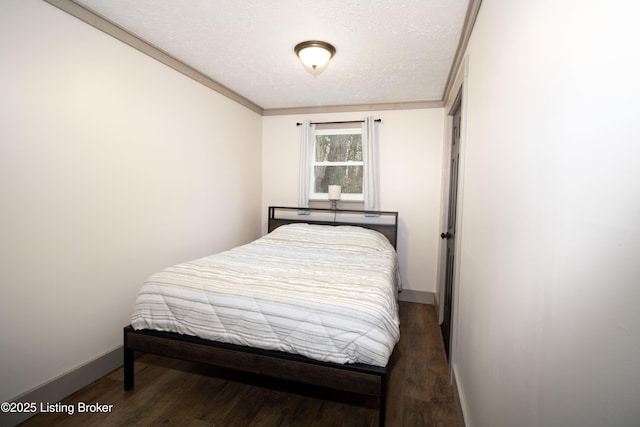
[124,206,400,426]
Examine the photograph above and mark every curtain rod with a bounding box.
[296,119,382,126]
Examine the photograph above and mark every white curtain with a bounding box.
[362,116,380,211]
[298,120,314,210]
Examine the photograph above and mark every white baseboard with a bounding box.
[398,289,435,305]
[0,346,122,427]
[452,363,470,427]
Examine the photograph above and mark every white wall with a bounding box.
[0,0,262,402]
[451,1,640,425]
[262,109,444,295]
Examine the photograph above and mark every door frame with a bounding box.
[437,55,469,375]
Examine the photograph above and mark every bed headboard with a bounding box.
[268,206,399,249]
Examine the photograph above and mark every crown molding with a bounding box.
[263,100,444,116]
[442,0,483,104]
[43,0,264,115]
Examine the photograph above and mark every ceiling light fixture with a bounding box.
[294,40,336,75]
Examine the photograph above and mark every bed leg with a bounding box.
[379,373,387,427]
[124,328,134,391]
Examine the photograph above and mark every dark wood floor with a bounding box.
[20,302,459,426]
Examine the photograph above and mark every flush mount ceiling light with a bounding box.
[294,40,336,75]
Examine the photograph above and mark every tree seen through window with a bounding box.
[313,132,363,195]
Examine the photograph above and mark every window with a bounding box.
[310,127,364,201]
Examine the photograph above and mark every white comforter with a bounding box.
[130,223,401,367]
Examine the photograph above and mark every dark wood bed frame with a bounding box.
[124,206,399,426]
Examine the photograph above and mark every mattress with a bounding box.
[130,223,401,367]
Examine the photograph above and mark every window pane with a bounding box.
[314,166,363,193]
[315,134,362,162]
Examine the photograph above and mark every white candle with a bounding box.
[328,185,341,200]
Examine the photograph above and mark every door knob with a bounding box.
[440,232,451,239]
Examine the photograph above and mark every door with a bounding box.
[441,93,461,360]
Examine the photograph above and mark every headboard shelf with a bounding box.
[268,206,399,249]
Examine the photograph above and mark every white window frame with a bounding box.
[309,127,364,202]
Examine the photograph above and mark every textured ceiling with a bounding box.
[73,0,469,111]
